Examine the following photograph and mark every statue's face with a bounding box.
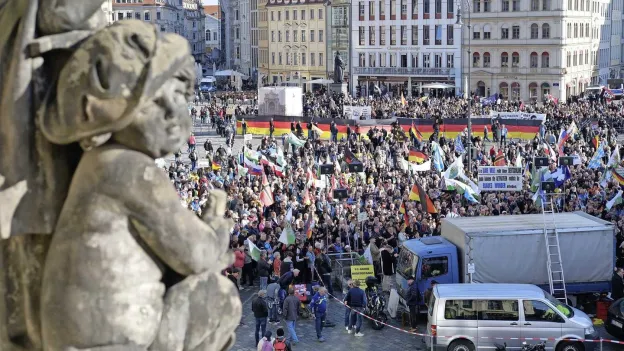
[112,77,192,158]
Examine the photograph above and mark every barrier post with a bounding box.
[599,338,603,351]
[430,333,434,351]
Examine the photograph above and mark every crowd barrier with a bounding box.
[235,115,542,141]
[308,270,624,348]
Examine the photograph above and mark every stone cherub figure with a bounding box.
[37,20,240,351]
[333,51,345,83]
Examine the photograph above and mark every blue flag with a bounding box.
[455,135,465,154]
[482,94,497,106]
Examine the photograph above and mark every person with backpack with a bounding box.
[189,149,198,171]
[252,290,269,346]
[272,328,291,351]
[257,330,274,351]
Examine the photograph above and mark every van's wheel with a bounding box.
[557,342,584,351]
[448,340,475,351]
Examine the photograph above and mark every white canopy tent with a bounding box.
[306,78,334,84]
[421,83,455,89]
[214,69,248,79]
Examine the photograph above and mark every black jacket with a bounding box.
[251,297,269,318]
[278,271,295,290]
[380,250,396,276]
[257,259,271,278]
[612,273,624,301]
[405,282,420,306]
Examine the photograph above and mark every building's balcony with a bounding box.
[352,67,454,76]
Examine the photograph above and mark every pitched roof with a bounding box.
[203,5,220,18]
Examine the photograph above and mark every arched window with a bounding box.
[511,52,520,67]
[542,23,550,38]
[529,82,538,98]
[206,29,211,40]
[501,52,509,67]
[499,82,509,99]
[530,52,538,68]
[483,52,491,67]
[530,23,539,39]
[541,52,550,68]
[511,82,520,100]
[473,52,480,67]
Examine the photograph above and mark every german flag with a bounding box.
[410,121,423,142]
[612,169,624,186]
[408,183,438,214]
[399,201,409,229]
[494,150,506,166]
[592,135,600,150]
[409,148,429,164]
[211,161,222,171]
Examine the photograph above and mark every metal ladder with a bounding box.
[541,195,568,302]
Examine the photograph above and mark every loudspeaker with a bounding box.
[558,156,574,166]
[318,164,335,175]
[534,157,549,168]
[348,162,364,173]
[333,189,348,200]
[541,181,555,192]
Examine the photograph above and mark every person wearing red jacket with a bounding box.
[233,243,245,290]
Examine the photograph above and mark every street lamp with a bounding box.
[455,3,472,174]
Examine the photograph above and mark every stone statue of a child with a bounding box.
[38,21,241,351]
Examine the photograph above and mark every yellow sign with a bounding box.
[350,264,374,286]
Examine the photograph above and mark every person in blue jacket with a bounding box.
[310,287,329,342]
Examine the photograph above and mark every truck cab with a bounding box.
[396,237,459,306]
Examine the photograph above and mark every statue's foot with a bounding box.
[150,271,240,351]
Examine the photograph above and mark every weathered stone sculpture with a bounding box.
[333,51,345,83]
[0,1,240,350]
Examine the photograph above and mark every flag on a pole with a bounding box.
[556,128,569,156]
[409,148,429,163]
[410,121,424,142]
[606,190,623,210]
[259,172,274,207]
[612,168,624,186]
[515,154,523,168]
[399,201,409,230]
[409,183,438,214]
[443,156,464,180]
[607,144,621,169]
[410,160,432,172]
[401,93,407,107]
[303,217,315,239]
[244,148,259,162]
[247,240,262,261]
[287,133,306,147]
[244,157,263,175]
[493,150,506,166]
[211,161,222,171]
[454,135,465,154]
[431,141,445,172]
[279,208,296,245]
[592,135,600,150]
[542,142,557,163]
[588,140,606,169]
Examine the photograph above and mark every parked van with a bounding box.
[427,284,597,351]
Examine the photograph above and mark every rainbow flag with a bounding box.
[304,217,315,239]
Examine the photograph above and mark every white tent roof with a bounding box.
[421,83,455,89]
[307,78,334,84]
[214,69,248,78]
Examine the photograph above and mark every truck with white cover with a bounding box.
[396,212,615,308]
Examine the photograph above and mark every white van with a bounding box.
[427,284,597,351]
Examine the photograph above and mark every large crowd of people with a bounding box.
[169,92,624,347]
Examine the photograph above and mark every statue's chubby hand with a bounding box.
[201,190,235,268]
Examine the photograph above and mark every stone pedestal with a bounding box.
[329,82,348,96]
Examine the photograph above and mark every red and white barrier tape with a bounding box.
[311,271,624,345]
